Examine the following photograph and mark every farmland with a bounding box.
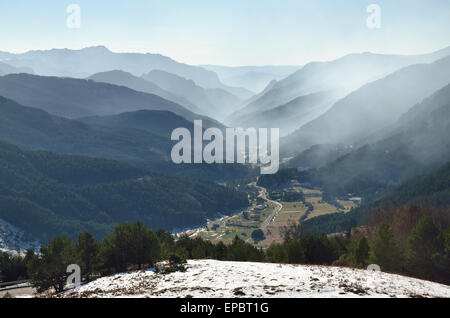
[179,181,358,247]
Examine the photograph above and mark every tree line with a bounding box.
[1,205,449,295]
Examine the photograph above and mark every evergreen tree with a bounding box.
[284,239,306,264]
[130,221,160,269]
[76,231,98,281]
[406,216,444,280]
[28,237,76,293]
[355,237,370,267]
[369,222,403,272]
[434,227,450,284]
[265,243,288,263]
[251,229,265,243]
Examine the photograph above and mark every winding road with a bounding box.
[252,182,283,230]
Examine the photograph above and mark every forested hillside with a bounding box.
[0,73,204,120]
[0,96,250,182]
[282,55,450,155]
[0,141,248,242]
[300,83,450,198]
[302,160,450,235]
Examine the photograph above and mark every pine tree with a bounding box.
[28,237,76,293]
[130,221,160,269]
[369,222,403,272]
[406,216,444,280]
[355,237,370,267]
[76,231,98,281]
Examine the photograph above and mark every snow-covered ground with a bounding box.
[61,259,450,298]
[0,219,40,255]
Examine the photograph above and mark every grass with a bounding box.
[191,184,358,247]
[198,202,279,244]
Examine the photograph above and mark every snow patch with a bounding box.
[61,259,450,298]
[0,219,40,255]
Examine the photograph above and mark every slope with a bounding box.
[0,141,248,242]
[282,55,450,155]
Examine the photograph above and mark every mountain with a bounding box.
[87,70,204,115]
[222,71,275,93]
[0,46,254,99]
[0,73,212,121]
[231,46,450,121]
[302,159,450,236]
[0,96,172,162]
[0,46,220,87]
[302,82,450,198]
[142,70,242,120]
[0,61,34,76]
[230,79,278,116]
[79,110,197,138]
[0,96,249,181]
[283,144,352,171]
[230,91,337,136]
[0,141,248,242]
[282,55,450,155]
[79,109,225,148]
[201,65,300,92]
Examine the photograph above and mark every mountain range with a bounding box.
[228,46,450,134]
[282,54,450,155]
[0,46,253,99]
[87,70,205,116]
[200,65,301,93]
[298,82,450,198]
[142,70,243,120]
[0,73,216,121]
[1,43,450,245]
[0,140,248,242]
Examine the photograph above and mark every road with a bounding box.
[252,182,283,230]
[0,282,35,298]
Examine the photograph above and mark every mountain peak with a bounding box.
[81,45,111,53]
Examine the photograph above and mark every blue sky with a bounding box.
[1,0,449,66]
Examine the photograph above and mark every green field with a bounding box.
[189,183,358,247]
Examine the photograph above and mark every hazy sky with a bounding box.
[1,0,449,66]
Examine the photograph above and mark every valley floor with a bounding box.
[181,181,356,247]
[60,260,450,298]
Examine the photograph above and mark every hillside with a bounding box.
[201,65,300,92]
[0,73,205,120]
[142,70,242,119]
[0,96,173,163]
[230,91,337,136]
[0,141,248,242]
[87,70,204,115]
[0,61,34,76]
[284,144,351,171]
[0,95,252,182]
[302,160,450,235]
[301,82,450,198]
[0,46,254,99]
[282,55,450,155]
[79,110,197,138]
[234,47,450,120]
[0,46,222,88]
[61,259,450,298]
